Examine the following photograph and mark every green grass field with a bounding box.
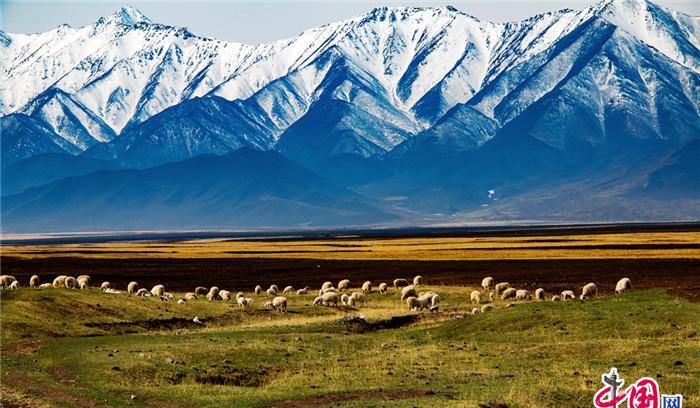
[1,285,698,407]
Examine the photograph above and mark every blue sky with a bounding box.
[2,1,698,44]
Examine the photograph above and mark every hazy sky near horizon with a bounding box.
[2,1,698,44]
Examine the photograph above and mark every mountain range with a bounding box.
[1,0,698,232]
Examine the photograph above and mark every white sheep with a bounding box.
[406,296,427,311]
[551,295,561,302]
[254,285,263,296]
[296,287,308,295]
[0,275,18,289]
[494,282,510,295]
[413,275,423,285]
[283,286,295,295]
[615,278,632,294]
[269,284,279,293]
[264,296,288,312]
[53,275,68,288]
[500,288,517,301]
[580,283,598,300]
[481,304,496,313]
[127,281,139,295]
[38,283,53,289]
[400,285,417,300]
[515,289,530,301]
[535,288,545,301]
[379,282,389,294]
[560,290,575,301]
[319,287,336,295]
[471,307,481,314]
[177,299,186,304]
[481,277,494,290]
[185,292,197,300]
[63,277,77,289]
[393,278,409,288]
[151,284,165,297]
[77,275,90,285]
[338,279,350,291]
[207,287,220,301]
[237,296,250,309]
[236,292,245,299]
[219,290,232,301]
[347,295,357,308]
[350,292,366,306]
[267,287,278,297]
[29,275,40,288]
[430,294,440,307]
[341,293,350,305]
[9,280,19,290]
[470,290,483,304]
[361,281,372,293]
[135,288,149,297]
[314,291,338,307]
[100,281,111,291]
[321,281,334,291]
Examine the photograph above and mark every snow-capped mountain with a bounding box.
[1,0,699,231]
[3,0,696,165]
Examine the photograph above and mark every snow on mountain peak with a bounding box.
[108,6,151,26]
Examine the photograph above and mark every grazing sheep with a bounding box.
[482,277,494,290]
[177,299,186,304]
[127,281,139,295]
[494,282,510,295]
[77,275,90,285]
[53,275,68,288]
[1,275,18,289]
[63,276,77,289]
[195,286,208,297]
[615,278,632,294]
[471,307,481,314]
[76,276,89,289]
[100,281,111,291]
[500,288,517,301]
[393,278,409,288]
[296,288,308,295]
[515,289,531,301]
[551,295,561,302]
[400,285,417,301]
[430,294,440,307]
[314,291,339,307]
[237,296,250,309]
[413,275,423,286]
[350,292,366,306]
[378,282,388,294]
[29,275,40,288]
[254,285,263,296]
[236,292,245,299]
[470,290,483,304]
[535,288,545,301]
[560,290,575,301]
[347,295,357,308]
[269,284,279,293]
[321,281,333,291]
[38,283,53,289]
[219,290,232,301]
[135,288,149,297]
[283,286,295,295]
[207,287,220,301]
[267,288,278,297]
[264,296,288,313]
[341,294,350,305]
[580,283,598,300]
[489,292,495,302]
[9,281,20,289]
[185,292,197,300]
[320,287,336,295]
[362,281,372,293]
[406,296,425,311]
[338,279,350,291]
[481,304,496,313]
[151,284,165,297]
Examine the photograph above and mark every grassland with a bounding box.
[1,228,699,407]
[1,285,699,407]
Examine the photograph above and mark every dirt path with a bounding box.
[265,389,453,407]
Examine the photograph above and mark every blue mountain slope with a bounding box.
[1,148,392,232]
[1,114,77,167]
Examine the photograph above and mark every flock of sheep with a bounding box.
[0,273,634,316]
